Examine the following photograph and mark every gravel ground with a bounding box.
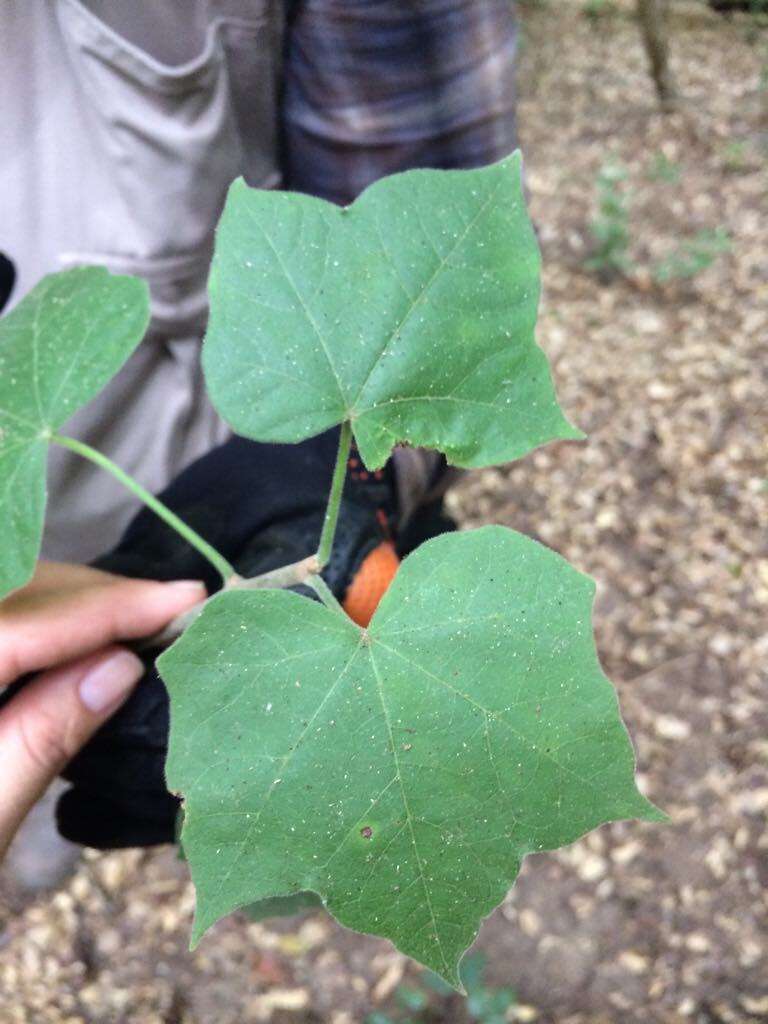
[1,4,766,1022]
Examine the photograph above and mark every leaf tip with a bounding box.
[430,961,465,995]
[189,904,218,950]
[615,785,667,827]
[561,421,588,442]
[188,921,204,951]
[545,400,586,445]
[497,147,523,174]
[0,573,31,604]
[226,175,250,197]
[638,798,669,824]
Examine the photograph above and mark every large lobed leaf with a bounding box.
[203,154,581,470]
[159,527,661,986]
[0,268,149,597]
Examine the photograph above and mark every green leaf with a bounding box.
[243,890,323,922]
[0,267,149,597]
[203,154,581,470]
[159,526,661,987]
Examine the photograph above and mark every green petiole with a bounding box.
[316,420,352,570]
[51,433,237,584]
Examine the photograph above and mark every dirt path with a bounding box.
[1,4,766,1021]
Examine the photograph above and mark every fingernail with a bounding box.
[78,650,143,713]
[166,580,207,595]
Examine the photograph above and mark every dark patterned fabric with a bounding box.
[281,0,520,204]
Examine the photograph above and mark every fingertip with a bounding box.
[77,648,143,714]
[157,581,208,621]
[112,578,208,642]
[163,580,208,606]
[129,578,207,616]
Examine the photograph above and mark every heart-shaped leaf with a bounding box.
[203,153,581,470]
[159,526,660,986]
[0,267,150,597]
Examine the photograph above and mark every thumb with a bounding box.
[0,646,143,858]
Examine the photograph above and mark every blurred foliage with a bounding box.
[647,152,682,184]
[365,953,517,1024]
[721,139,751,171]
[583,0,618,23]
[652,227,731,282]
[585,159,732,287]
[585,162,633,280]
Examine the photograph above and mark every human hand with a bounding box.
[0,563,206,859]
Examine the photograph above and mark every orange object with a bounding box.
[343,541,400,627]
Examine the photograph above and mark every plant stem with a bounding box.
[307,573,346,616]
[236,554,319,591]
[138,602,207,651]
[141,560,349,650]
[125,423,352,649]
[51,433,236,584]
[316,421,352,569]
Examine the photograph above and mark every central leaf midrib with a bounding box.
[246,211,350,414]
[199,632,365,921]
[44,304,110,426]
[350,175,507,415]
[29,291,45,424]
[372,638,613,795]
[367,643,451,976]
